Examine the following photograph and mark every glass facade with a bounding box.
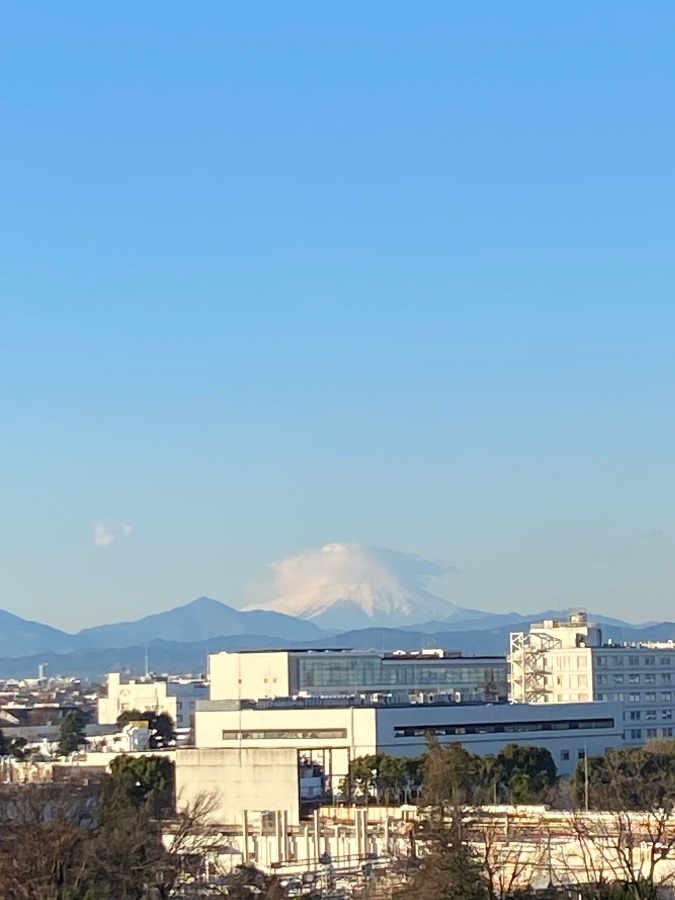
[295,653,508,701]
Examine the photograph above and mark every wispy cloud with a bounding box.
[92,521,134,547]
[642,529,665,539]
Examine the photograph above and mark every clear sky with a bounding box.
[1,3,675,630]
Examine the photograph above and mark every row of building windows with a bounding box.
[393,717,615,738]
[626,709,672,721]
[596,655,671,668]
[221,728,348,741]
[596,691,672,703]
[597,673,671,685]
[627,728,674,740]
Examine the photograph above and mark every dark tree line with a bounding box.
[343,737,558,806]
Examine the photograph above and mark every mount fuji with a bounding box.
[243,542,463,631]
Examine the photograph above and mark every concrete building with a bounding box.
[192,695,622,783]
[509,611,675,744]
[208,648,507,704]
[97,672,208,729]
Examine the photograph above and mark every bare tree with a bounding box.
[471,817,547,900]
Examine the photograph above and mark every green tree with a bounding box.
[116,709,176,749]
[420,736,478,810]
[0,729,28,760]
[492,744,557,803]
[571,744,675,811]
[103,754,175,817]
[57,709,88,756]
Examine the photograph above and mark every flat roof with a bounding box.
[216,648,506,660]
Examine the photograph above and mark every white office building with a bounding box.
[509,611,675,744]
[208,648,508,705]
[98,672,209,729]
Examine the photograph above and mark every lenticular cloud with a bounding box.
[244,542,460,630]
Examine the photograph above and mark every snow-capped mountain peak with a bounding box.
[244,542,462,630]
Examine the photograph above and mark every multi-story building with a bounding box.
[208,648,508,705]
[509,611,675,744]
[97,673,209,729]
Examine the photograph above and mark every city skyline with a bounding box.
[2,4,675,629]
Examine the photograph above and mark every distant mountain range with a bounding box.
[2,595,675,679]
[0,597,323,659]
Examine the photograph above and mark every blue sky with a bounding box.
[1,3,674,629]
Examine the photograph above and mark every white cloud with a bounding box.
[92,521,134,548]
[244,541,459,624]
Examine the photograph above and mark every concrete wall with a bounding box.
[175,747,301,825]
[208,652,292,701]
[193,704,379,791]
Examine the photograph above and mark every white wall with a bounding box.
[208,652,292,701]
[175,747,301,824]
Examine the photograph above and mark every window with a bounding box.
[663,728,674,737]
[629,674,640,684]
[596,693,604,701]
[645,657,656,667]
[578,675,588,688]
[647,729,658,739]
[614,674,624,684]
[613,656,624,667]
[662,710,673,721]
[630,729,642,740]
[646,710,657,720]
[645,673,656,684]
[662,692,672,702]
[629,656,640,666]
[577,657,587,670]
[392,717,615,738]
[221,728,348,740]
[646,692,657,702]
[596,674,608,686]
[578,749,586,759]
[561,750,570,762]
[629,692,641,702]
[597,656,607,668]
[662,673,672,684]
[660,657,671,666]
[629,711,641,721]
